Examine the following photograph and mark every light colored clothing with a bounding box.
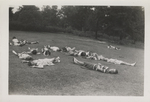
[31,57,60,68]
[77,50,84,56]
[83,62,109,73]
[27,48,40,55]
[68,50,78,56]
[42,47,51,56]
[12,38,20,46]
[73,57,118,74]
[66,47,75,52]
[96,55,107,61]
[12,38,19,43]
[18,53,32,60]
[32,58,55,67]
[107,58,123,64]
[107,45,120,50]
[50,46,60,51]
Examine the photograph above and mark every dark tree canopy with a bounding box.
[9,5,144,43]
[9,7,14,21]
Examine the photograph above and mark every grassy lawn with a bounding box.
[9,31,144,96]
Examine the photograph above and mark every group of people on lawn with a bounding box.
[10,37,136,74]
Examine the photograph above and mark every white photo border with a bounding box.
[0,0,150,102]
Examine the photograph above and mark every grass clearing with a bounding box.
[9,31,144,96]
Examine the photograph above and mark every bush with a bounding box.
[65,26,73,33]
[72,30,96,38]
[9,21,65,33]
[9,21,24,30]
[45,26,65,33]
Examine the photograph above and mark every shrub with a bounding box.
[65,26,73,33]
[45,26,65,33]
[9,21,65,33]
[9,21,24,30]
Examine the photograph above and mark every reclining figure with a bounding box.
[73,57,118,74]
[22,57,61,68]
[41,45,51,56]
[12,50,33,60]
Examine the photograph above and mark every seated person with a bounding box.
[41,46,51,56]
[12,50,33,60]
[73,57,118,74]
[11,37,25,46]
[22,57,60,68]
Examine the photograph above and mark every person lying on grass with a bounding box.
[10,37,25,46]
[73,57,118,74]
[107,45,121,50]
[45,45,61,52]
[26,47,41,55]
[10,37,39,46]
[68,50,89,57]
[12,50,33,60]
[86,52,136,66]
[63,47,88,57]
[61,46,76,52]
[49,45,61,52]
[22,57,60,68]
[22,40,39,44]
[41,45,51,56]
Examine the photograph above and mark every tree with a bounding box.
[104,6,144,43]
[10,5,144,43]
[9,7,14,21]
[16,5,42,27]
[60,6,92,30]
[86,6,109,39]
[41,5,59,27]
[126,6,144,43]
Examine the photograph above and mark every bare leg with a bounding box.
[73,57,84,65]
[12,50,19,56]
[32,65,44,69]
[120,62,136,66]
[86,56,97,60]
[22,51,31,54]
[37,52,41,54]
[73,57,96,69]
[21,60,30,63]
[73,58,118,74]
[68,51,78,56]
[30,41,39,44]
[71,47,75,51]
[108,58,136,66]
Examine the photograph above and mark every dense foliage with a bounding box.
[9,5,144,43]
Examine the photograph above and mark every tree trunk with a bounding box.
[119,34,123,40]
[95,19,99,39]
[95,30,98,39]
[132,39,136,44]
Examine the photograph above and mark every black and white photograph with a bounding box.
[0,0,150,102]
[8,5,144,95]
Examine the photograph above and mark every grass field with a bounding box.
[9,31,144,96]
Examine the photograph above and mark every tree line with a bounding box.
[9,5,144,43]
